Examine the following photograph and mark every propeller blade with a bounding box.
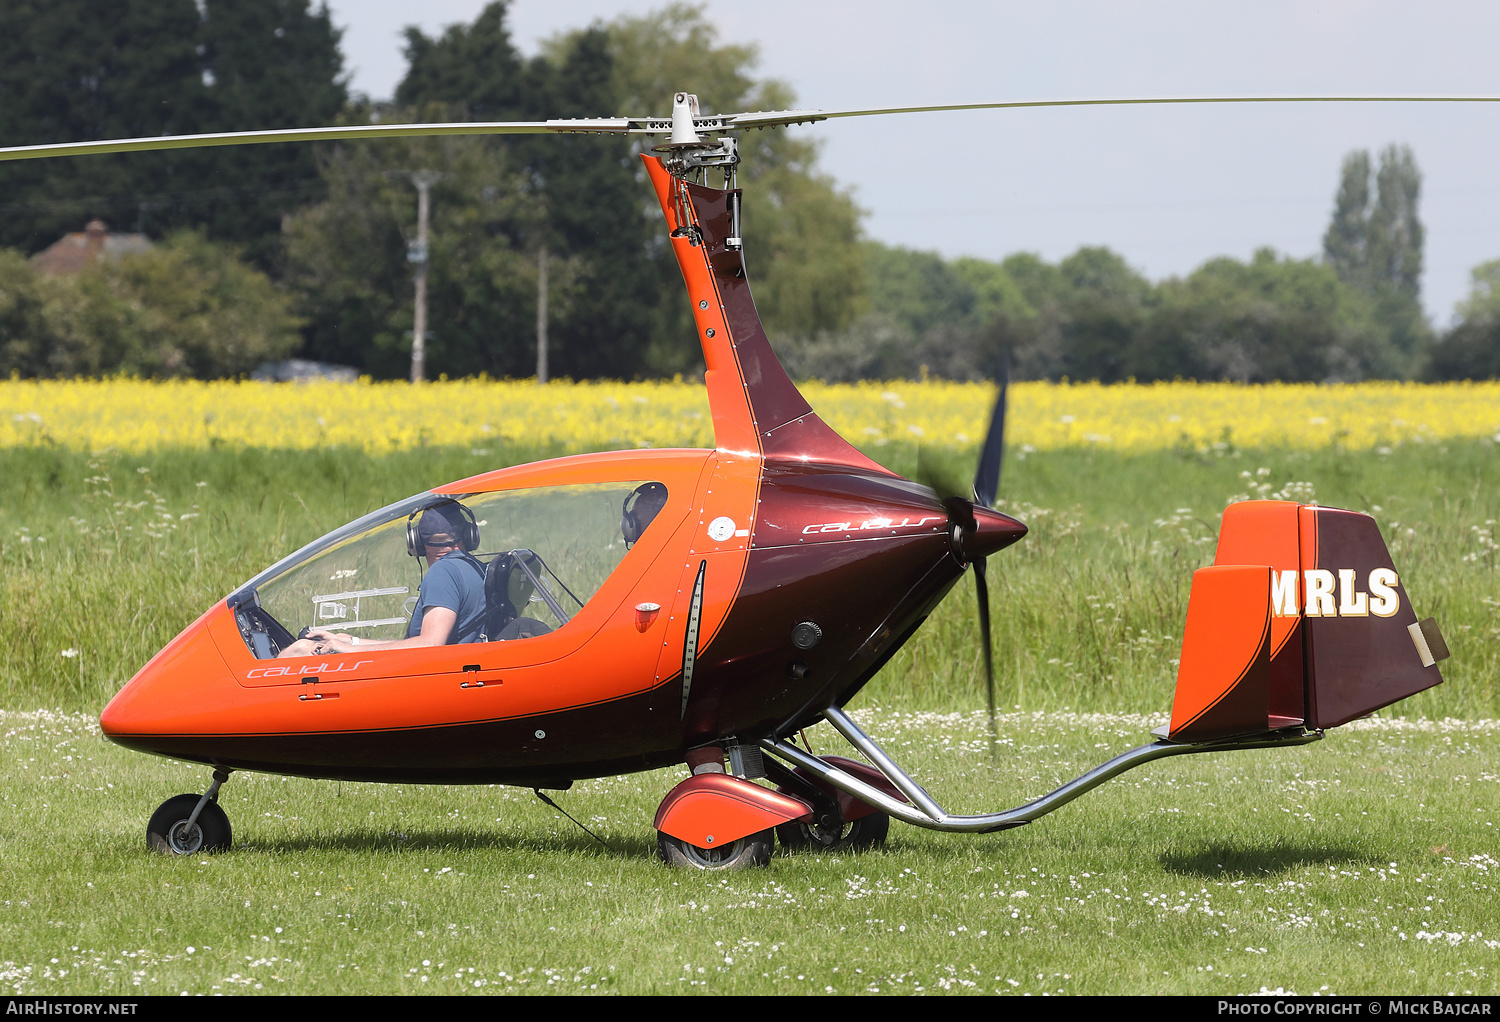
[973,556,998,750]
[973,358,1009,510]
[970,357,1011,752]
[916,445,969,506]
[922,445,994,741]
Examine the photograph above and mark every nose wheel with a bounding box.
[147,769,233,855]
[657,829,773,870]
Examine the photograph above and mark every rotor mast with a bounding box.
[656,93,743,250]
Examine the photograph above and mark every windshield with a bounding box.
[237,481,667,657]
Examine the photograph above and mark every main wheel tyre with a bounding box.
[777,811,889,852]
[657,829,773,870]
[147,794,232,855]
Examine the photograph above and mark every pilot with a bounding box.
[279,501,487,657]
[621,481,668,548]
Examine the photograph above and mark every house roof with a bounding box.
[31,220,152,276]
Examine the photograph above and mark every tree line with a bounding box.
[781,146,1490,384]
[0,1,1496,382]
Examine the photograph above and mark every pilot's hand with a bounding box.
[304,630,364,654]
[276,637,322,658]
[300,629,337,654]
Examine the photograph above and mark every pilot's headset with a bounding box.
[621,482,668,548]
[406,500,481,558]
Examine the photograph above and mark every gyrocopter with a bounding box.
[1,91,1460,868]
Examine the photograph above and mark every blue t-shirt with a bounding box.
[405,552,486,644]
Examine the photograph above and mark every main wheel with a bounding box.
[147,794,232,855]
[777,811,889,852]
[656,829,773,870]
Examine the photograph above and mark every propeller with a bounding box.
[917,358,1012,747]
[968,359,1011,747]
[970,358,1009,745]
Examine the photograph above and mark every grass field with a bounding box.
[1,380,1497,995]
[3,707,1497,996]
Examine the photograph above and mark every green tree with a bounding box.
[863,244,975,335]
[1323,150,1372,291]
[1369,144,1424,304]
[282,125,538,379]
[952,257,1032,329]
[0,252,61,376]
[0,233,301,378]
[1122,248,1411,384]
[396,3,529,120]
[1320,144,1430,372]
[0,1,205,250]
[372,2,867,379]
[1424,260,1500,380]
[1454,259,1500,323]
[988,253,1067,380]
[738,87,866,343]
[990,247,1153,383]
[1051,247,1153,382]
[193,0,348,268]
[776,244,1038,382]
[392,5,658,380]
[1146,250,1361,383]
[0,1,344,265]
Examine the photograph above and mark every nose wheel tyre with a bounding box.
[777,810,889,852]
[147,794,233,855]
[657,829,773,870]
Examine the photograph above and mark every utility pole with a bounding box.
[536,246,548,384]
[405,170,444,384]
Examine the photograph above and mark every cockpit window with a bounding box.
[239,481,668,658]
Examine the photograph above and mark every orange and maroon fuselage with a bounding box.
[99,156,1027,786]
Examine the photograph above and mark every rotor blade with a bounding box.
[724,94,1500,133]
[804,93,1500,125]
[10,94,1500,163]
[973,358,1009,510]
[973,556,998,750]
[0,118,640,163]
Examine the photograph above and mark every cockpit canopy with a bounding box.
[233,481,668,658]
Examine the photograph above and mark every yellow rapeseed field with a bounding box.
[2,378,1498,454]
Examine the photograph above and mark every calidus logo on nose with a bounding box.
[246,659,373,679]
[800,515,944,535]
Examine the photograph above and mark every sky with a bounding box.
[325,0,1500,324]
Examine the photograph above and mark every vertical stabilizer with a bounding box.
[1297,505,1444,727]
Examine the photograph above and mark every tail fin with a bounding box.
[1168,500,1446,742]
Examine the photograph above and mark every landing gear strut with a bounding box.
[147,769,233,855]
[776,809,889,852]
